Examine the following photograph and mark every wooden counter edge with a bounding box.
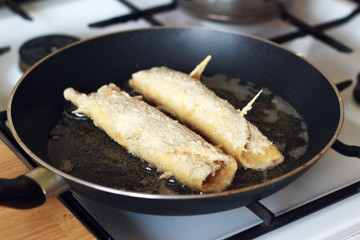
[0,139,95,240]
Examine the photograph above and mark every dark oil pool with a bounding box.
[47,74,309,195]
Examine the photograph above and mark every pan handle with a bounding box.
[0,167,69,209]
[332,140,360,158]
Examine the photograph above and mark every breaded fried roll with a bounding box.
[131,67,250,164]
[130,59,284,170]
[64,84,237,192]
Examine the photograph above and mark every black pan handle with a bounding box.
[0,175,45,209]
[331,139,360,158]
[0,167,69,209]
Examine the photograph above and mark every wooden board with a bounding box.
[0,140,95,240]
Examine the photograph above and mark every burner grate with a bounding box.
[1,0,32,20]
[88,0,174,27]
[271,3,360,53]
[271,5,360,46]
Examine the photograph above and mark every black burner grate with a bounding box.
[88,0,174,27]
[271,3,360,53]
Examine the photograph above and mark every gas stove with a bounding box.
[1,0,360,239]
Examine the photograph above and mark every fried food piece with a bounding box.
[130,57,284,170]
[131,67,250,165]
[64,84,237,192]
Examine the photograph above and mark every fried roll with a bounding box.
[64,84,237,192]
[130,61,284,170]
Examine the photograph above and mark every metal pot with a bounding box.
[178,0,294,23]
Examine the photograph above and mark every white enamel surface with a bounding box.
[1,0,360,239]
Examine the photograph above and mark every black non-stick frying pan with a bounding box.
[0,27,356,215]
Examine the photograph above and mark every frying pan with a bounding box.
[0,27,355,215]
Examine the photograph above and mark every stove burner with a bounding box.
[19,34,80,72]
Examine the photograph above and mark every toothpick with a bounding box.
[189,55,212,80]
[240,90,263,116]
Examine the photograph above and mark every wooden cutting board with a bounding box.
[0,140,95,240]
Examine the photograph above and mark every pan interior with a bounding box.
[9,28,341,196]
[47,74,309,194]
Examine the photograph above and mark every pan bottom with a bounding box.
[47,75,308,194]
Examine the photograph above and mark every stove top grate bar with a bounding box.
[88,0,177,28]
[271,3,360,53]
[0,46,11,56]
[229,180,360,239]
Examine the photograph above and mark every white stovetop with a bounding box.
[1,0,360,239]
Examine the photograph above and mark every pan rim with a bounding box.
[7,26,344,200]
